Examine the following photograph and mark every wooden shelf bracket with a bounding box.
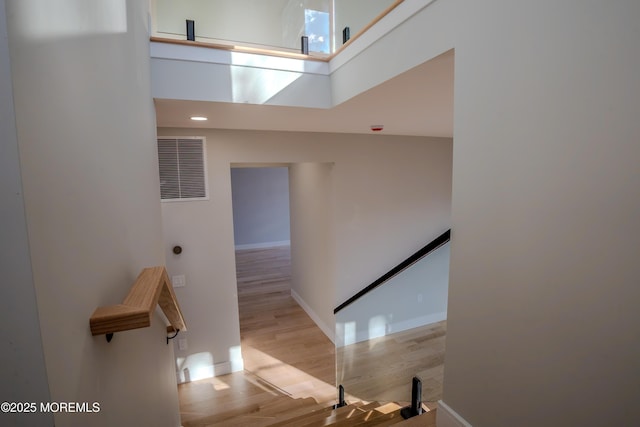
[90,266,187,340]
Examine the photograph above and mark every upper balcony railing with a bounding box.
[150,0,402,60]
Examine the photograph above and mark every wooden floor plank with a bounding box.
[337,320,446,403]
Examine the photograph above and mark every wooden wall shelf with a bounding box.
[90,266,187,337]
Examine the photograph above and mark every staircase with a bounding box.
[182,396,436,426]
[262,400,437,427]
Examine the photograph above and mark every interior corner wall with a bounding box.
[331,133,452,306]
[158,128,452,373]
[288,162,335,340]
[5,1,180,426]
[0,2,53,425]
[443,1,640,426]
[231,167,291,248]
[330,0,455,106]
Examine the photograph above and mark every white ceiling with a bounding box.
[154,49,453,138]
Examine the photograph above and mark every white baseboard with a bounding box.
[176,357,244,384]
[336,312,447,347]
[437,400,473,427]
[388,311,447,335]
[212,360,233,376]
[235,240,290,250]
[290,289,335,343]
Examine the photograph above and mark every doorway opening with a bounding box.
[230,163,336,404]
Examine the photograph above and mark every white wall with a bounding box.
[5,1,180,426]
[441,1,640,426]
[289,162,335,340]
[0,2,53,425]
[150,53,332,108]
[331,132,452,305]
[159,128,452,376]
[231,167,291,248]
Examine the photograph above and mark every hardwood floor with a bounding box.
[236,246,336,405]
[337,321,446,403]
[177,245,445,426]
[178,245,336,426]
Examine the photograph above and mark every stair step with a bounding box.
[258,397,320,417]
[181,402,261,426]
[251,400,437,427]
[224,397,324,426]
[317,401,382,426]
[298,402,371,427]
[352,403,405,427]
[266,401,365,426]
[389,408,437,426]
[328,402,408,427]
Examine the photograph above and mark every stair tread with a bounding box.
[354,406,405,427]
[316,402,383,426]
[298,402,372,427]
[223,397,325,426]
[327,402,400,427]
[255,399,436,427]
[224,399,437,427]
[258,397,320,416]
[388,408,437,426]
[182,402,261,426]
[266,401,364,427]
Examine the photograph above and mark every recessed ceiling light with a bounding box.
[190,116,208,121]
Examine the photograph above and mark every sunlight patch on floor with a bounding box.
[243,345,335,403]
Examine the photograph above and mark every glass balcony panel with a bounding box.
[335,241,449,404]
[333,0,398,48]
[153,0,331,55]
[153,0,404,55]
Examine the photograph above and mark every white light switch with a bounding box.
[178,338,187,350]
[172,275,186,288]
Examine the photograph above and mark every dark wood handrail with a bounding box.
[334,229,451,314]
